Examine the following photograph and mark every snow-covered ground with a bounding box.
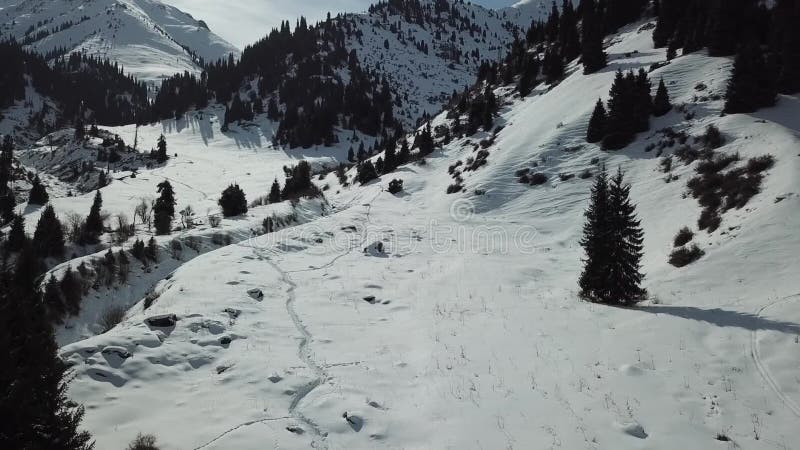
[0,0,238,82]
[10,18,800,450]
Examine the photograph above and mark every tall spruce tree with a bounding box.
[777,0,800,94]
[83,190,103,244]
[581,0,607,74]
[268,179,282,204]
[0,256,94,449]
[587,99,608,143]
[5,214,27,252]
[153,134,168,164]
[559,0,581,61]
[724,42,777,113]
[652,78,672,116]
[218,184,248,217]
[606,168,646,305]
[154,180,176,235]
[633,68,653,132]
[579,165,612,300]
[33,204,65,257]
[28,174,49,205]
[579,167,646,305]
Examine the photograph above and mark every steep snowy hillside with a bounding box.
[0,0,238,81]
[33,16,800,450]
[340,0,546,123]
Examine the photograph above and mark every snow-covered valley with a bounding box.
[4,18,795,449]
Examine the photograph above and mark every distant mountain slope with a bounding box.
[0,0,239,82]
[340,0,548,124]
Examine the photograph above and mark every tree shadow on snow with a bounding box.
[638,305,800,334]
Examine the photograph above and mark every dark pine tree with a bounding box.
[653,0,688,48]
[33,204,65,257]
[579,165,612,301]
[83,190,103,244]
[153,134,168,164]
[559,0,581,61]
[153,180,176,235]
[268,179,282,204]
[633,68,653,132]
[5,214,27,252]
[777,0,800,94]
[545,1,561,43]
[0,188,15,225]
[218,184,248,217]
[606,168,646,305]
[28,174,49,205]
[586,99,608,143]
[43,274,66,324]
[652,78,672,116]
[0,255,93,450]
[357,160,378,185]
[581,0,607,74]
[724,42,777,114]
[60,266,83,316]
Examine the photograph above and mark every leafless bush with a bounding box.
[65,212,85,243]
[114,214,135,243]
[126,433,160,450]
[100,305,126,333]
[208,213,222,228]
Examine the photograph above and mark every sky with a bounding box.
[163,0,516,49]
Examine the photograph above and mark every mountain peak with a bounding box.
[0,0,239,82]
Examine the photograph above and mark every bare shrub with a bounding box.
[100,305,126,333]
[126,433,160,450]
[114,214,135,243]
[208,213,222,228]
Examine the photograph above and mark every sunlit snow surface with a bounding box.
[8,19,800,449]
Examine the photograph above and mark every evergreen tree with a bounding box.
[43,274,66,323]
[579,165,612,300]
[154,180,176,235]
[268,179,282,204]
[398,139,411,165]
[33,204,65,257]
[417,122,434,155]
[28,174,49,205]
[357,160,378,185]
[0,256,93,450]
[347,147,355,162]
[581,0,607,74]
[60,266,83,316]
[0,188,15,225]
[0,135,13,189]
[543,48,565,83]
[383,143,397,173]
[652,78,672,116]
[579,166,646,305]
[606,168,646,304]
[5,214,27,252]
[633,68,653,132]
[218,184,248,217]
[559,0,581,61]
[146,237,158,261]
[153,134,168,164]
[545,1,561,43]
[653,0,687,48]
[586,99,608,143]
[724,43,777,114]
[83,190,103,244]
[777,0,800,94]
[606,69,636,139]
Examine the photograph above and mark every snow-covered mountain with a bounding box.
[6,15,793,449]
[338,0,547,123]
[0,0,239,82]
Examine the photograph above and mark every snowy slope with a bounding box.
[0,0,238,82]
[339,0,547,124]
[35,17,800,450]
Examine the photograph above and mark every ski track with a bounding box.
[190,416,292,450]
[229,186,382,448]
[750,294,800,418]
